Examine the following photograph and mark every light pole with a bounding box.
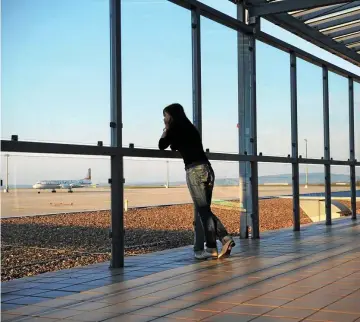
[4,154,10,193]
[165,160,169,188]
[304,139,308,188]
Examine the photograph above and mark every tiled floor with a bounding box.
[2,217,360,321]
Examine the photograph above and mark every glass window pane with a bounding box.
[355,83,360,161]
[329,73,349,161]
[122,2,192,149]
[2,0,110,145]
[257,42,291,157]
[297,59,323,159]
[1,153,111,281]
[201,18,238,154]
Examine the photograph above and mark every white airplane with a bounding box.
[33,168,93,193]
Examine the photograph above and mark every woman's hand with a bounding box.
[161,128,168,139]
[164,117,171,130]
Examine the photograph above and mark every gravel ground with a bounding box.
[1,199,357,281]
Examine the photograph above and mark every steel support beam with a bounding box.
[308,9,360,31]
[323,66,332,226]
[237,4,259,239]
[293,2,360,22]
[169,0,254,34]
[336,33,360,46]
[323,21,360,39]
[167,1,360,72]
[348,43,360,52]
[109,0,124,268]
[256,31,360,83]
[248,0,351,18]
[191,8,205,252]
[266,13,360,67]
[349,77,357,220]
[290,52,300,232]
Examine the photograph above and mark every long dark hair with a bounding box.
[163,103,193,130]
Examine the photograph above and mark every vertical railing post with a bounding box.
[323,66,332,226]
[191,7,205,252]
[249,31,259,239]
[349,77,356,220]
[109,0,124,268]
[237,5,259,239]
[290,51,300,231]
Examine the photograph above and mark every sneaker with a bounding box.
[218,236,235,259]
[194,248,218,260]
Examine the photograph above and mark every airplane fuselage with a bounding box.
[33,180,92,190]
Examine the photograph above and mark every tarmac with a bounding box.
[1,185,350,218]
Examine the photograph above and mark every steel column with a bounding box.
[238,4,250,239]
[249,33,259,239]
[191,8,205,252]
[290,52,300,231]
[323,66,332,226]
[109,0,124,268]
[237,5,259,239]
[349,77,357,220]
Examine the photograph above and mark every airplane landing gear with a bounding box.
[38,191,41,194]
[52,189,56,193]
[68,189,73,193]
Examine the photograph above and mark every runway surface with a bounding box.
[1,185,350,218]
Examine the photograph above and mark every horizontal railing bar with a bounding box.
[1,140,117,156]
[2,140,359,166]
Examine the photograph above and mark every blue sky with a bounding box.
[1,0,359,185]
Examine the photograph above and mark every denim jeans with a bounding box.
[186,163,229,249]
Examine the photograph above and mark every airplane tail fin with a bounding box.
[85,168,91,180]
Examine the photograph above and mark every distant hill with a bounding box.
[258,173,356,185]
[124,172,357,187]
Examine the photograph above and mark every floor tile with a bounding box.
[32,290,77,299]
[66,301,110,311]
[14,318,60,322]
[1,303,22,311]
[324,297,360,314]
[192,301,237,312]
[226,304,273,315]
[264,307,315,319]
[39,308,83,319]
[282,295,340,310]
[1,294,25,302]
[129,306,179,317]
[65,310,119,321]
[100,314,156,322]
[305,310,360,321]
[1,314,24,322]
[251,317,302,322]
[204,312,256,322]
[165,308,216,320]
[4,297,51,306]
[244,297,290,307]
